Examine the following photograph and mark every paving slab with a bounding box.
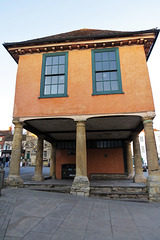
[1,187,160,240]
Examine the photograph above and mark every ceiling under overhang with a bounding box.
[23,115,143,142]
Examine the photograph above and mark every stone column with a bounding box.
[143,117,160,201]
[132,132,146,183]
[32,135,44,181]
[6,121,23,186]
[125,141,134,179]
[50,142,56,179]
[71,121,90,196]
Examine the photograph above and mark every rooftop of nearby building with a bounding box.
[0,130,12,137]
[0,129,26,141]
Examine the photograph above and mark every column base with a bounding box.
[5,175,23,187]
[50,174,55,179]
[70,176,90,197]
[133,174,146,183]
[147,174,160,201]
[127,173,134,180]
[31,174,44,181]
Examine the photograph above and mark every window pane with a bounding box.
[110,72,117,80]
[45,66,52,75]
[59,55,65,64]
[46,57,52,65]
[52,66,58,74]
[44,85,50,95]
[95,52,101,61]
[104,82,110,91]
[51,85,58,94]
[59,75,65,83]
[111,81,118,90]
[102,61,109,71]
[45,76,51,84]
[58,84,64,94]
[95,62,102,71]
[103,72,109,80]
[109,51,116,60]
[96,72,102,81]
[52,56,58,65]
[52,76,58,84]
[59,65,65,74]
[96,82,103,92]
[102,52,109,61]
[110,61,117,70]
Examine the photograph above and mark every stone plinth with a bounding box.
[147,175,160,201]
[5,175,23,187]
[70,176,90,197]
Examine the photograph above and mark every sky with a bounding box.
[0,0,160,130]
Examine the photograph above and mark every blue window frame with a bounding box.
[92,48,123,95]
[40,52,68,98]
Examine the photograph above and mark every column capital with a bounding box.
[75,120,86,127]
[142,116,154,123]
[12,121,24,128]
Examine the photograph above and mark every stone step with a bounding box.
[90,191,149,201]
[26,186,71,194]
[23,182,71,188]
[90,186,148,193]
[90,185,149,201]
[23,181,149,201]
[90,173,128,180]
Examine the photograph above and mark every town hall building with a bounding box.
[3,28,160,201]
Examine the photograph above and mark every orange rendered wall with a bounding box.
[87,148,124,178]
[13,45,154,118]
[56,149,76,179]
[56,148,124,179]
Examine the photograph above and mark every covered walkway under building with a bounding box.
[6,113,160,201]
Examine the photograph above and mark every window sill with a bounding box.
[92,91,124,96]
[38,94,69,99]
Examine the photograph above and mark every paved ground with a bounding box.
[4,166,148,187]
[4,166,50,181]
[1,167,156,240]
[1,187,160,240]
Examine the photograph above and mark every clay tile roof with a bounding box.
[0,130,12,136]
[3,28,159,63]
[3,28,159,47]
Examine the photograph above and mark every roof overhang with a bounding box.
[3,28,159,63]
[23,115,143,142]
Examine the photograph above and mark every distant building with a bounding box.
[0,129,13,156]
[24,131,51,165]
[0,129,51,165]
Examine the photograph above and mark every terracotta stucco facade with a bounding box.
[13,45,154,119]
